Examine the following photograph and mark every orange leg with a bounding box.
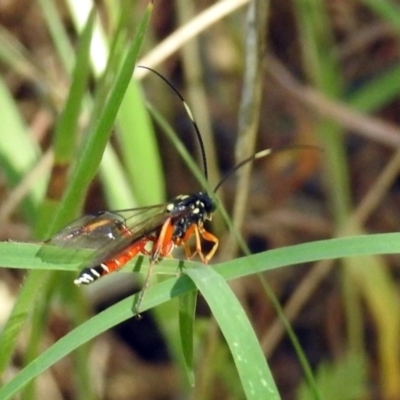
[135,218,175,314]
[175,224,196,259]
[176,224,219,263]
[151,218,175,261]
[198,225,219,262]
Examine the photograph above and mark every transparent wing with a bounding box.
[37,204,169,267]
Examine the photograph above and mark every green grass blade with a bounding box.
[293,0,351,225]
[2,233,400,398]
[52,10,95,164]
[0,3,152,384]
[360,0,400,33]
[117,79,165,205]
[0,75,43,224]
[0,270,52,378]
[145,100,211,192]
[346,63,400,112]
[297,351,367,400]
[1,233,400,275]
[0,26,44,82]
[0,9,95,381]
[37,0,75,72]
[186,266,280,400]
[47,2,153,233]
[178,289,197,386]
[35,10,95,237]
[99,143,139,209]
[0,278,184,400]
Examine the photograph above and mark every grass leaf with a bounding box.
[186,266,280,400]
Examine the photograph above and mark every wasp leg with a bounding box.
[175,224,196,260]
[135,219,175,315]
[198,225,219,262]
[151,218,175,261]
[177,224,219,263]
[134,259,155,316]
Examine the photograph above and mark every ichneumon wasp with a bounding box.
[41,66,317,313]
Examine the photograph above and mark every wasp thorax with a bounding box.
[167,192,216,239]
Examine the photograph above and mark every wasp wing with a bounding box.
[37,205,169,267]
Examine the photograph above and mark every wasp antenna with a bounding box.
[213,145,321,193]
[138,65,209,181]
